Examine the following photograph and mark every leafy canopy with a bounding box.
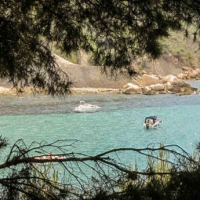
[0,0,199,94]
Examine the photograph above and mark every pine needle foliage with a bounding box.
[0,1,200,93]
[0,138,200,199]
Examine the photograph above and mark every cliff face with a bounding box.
[135,54,200,76]
[56,53,200,89]
[1,53,199,90]
[56,30,200,88]
[57,62,133,89]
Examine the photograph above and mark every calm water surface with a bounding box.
[0,81,200,168]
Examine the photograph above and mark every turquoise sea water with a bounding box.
[0,81,200,168]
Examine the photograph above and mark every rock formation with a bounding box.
[122,74,197,95]
[178,67,200,80]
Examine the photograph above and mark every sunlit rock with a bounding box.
[139,74,161,86]
[143,86,159,95]
[123,83,142,94]
[149,84,165,91]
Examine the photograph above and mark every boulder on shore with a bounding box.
[122,74,197,95]
[178,68,200,80]
[123,83,142,94]
[139,74,162,86]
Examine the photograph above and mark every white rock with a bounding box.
[150,84,165,91]
[123,83,142,94]
[139,74,161,86]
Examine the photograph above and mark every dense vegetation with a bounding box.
[1,1,200,199]
[1,0,200,94]
[57,30,200,73]
[1,138,200,200]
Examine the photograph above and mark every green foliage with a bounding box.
[1,0,200,91]
[52,44,78,64]
[112,144,200,200]
[161,28,200,67]
[0,135,8,151]
[2,138,200,199]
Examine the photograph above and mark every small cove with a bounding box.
[0,81,200,169]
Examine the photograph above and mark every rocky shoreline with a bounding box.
[0,68,199,96]
[122,74,198,95]
[72,70,200,95]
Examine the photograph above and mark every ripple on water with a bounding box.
[0,84,200,168]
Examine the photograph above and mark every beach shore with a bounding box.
[0,86,122,96]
